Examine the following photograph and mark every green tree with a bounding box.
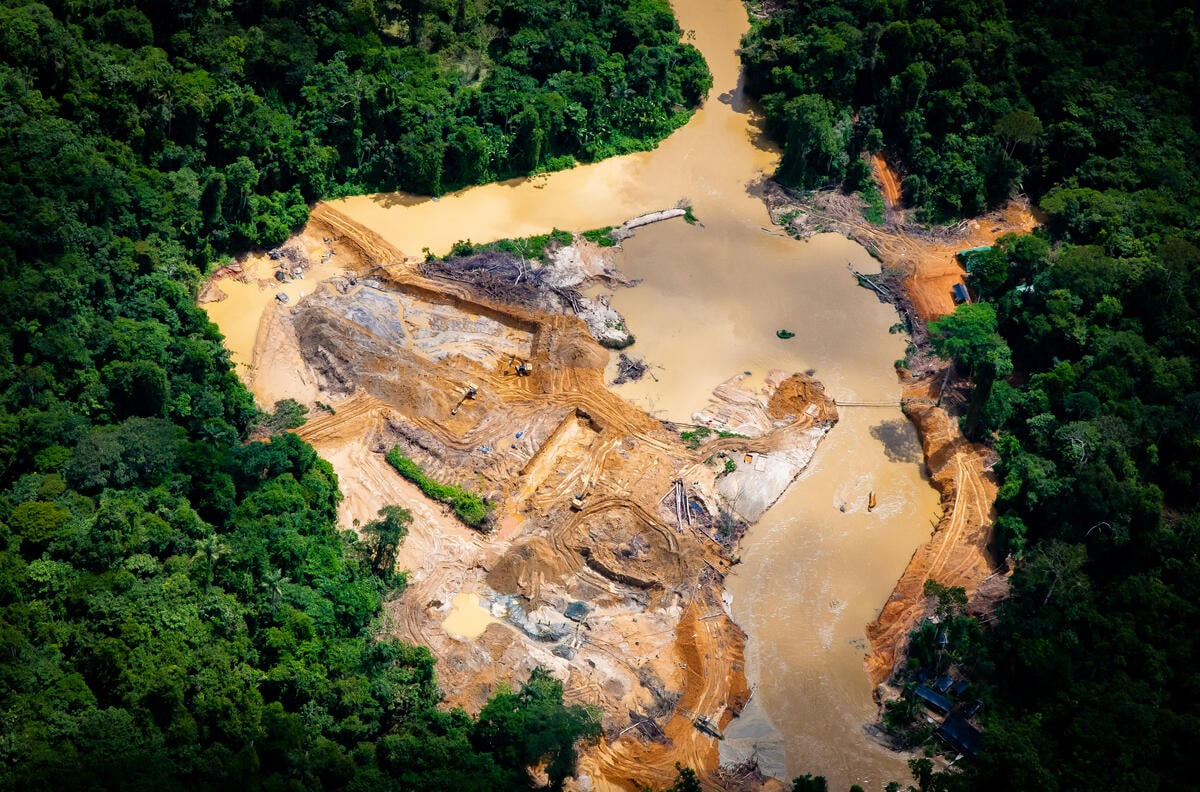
[474,667,602,790]
[362,505,412,580]
[994,110,1043,157]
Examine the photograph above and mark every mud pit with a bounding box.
[214,206,838,790]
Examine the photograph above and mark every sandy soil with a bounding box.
[210,203,842,790]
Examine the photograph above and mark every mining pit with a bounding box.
[207,204,839,789]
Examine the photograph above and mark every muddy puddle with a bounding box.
[443,592,505,639]
[207,0,941,787]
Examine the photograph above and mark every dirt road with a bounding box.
[864,374,1004,687]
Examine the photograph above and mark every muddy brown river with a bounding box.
[214,0,940,787]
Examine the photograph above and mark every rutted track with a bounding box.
[864,373,1004,687]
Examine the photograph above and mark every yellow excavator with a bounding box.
[450,383,478,416]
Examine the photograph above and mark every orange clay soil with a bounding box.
[865,373,1009,688]
[766,160,1039,323]
[209,202,841,790]
[871,154,904,222]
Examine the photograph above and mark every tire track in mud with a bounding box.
[581,596,747,791]
[309,204,412,270]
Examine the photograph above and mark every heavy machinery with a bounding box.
[450,383,478,416]
[509,355,533,376]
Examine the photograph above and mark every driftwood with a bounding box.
[622,208,687,231]
[613,353,648,385]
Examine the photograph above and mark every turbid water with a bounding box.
[214,0,940,787]
[442,592,504,639]
[602,221,939,787]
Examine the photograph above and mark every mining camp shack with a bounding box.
[937,713,983,758]
[914,684,953,715]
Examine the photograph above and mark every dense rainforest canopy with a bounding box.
[0,0,710,788]
[744,1,1200,789]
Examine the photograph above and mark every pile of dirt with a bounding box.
[766,372,838,423]
[486,536,571,600]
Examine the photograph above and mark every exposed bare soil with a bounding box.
[208,149,1036,781]
[871,154,904,224]
[220,203,840,790]
[865,373,1007,688]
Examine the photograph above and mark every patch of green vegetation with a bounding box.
[446,229,576,263]
[581,226,618,246]
[0,0,708,785]
[535,154,578,173]
[745,0,1200,787]
[385,448,493,528]
[860,183,886,224]
[599,334,636,350]
[683,205,698,224]
[256,398,309,434]
[680,426,712,449]
[723,459,737,474]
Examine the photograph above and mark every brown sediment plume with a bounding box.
[761,159,1034,689]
